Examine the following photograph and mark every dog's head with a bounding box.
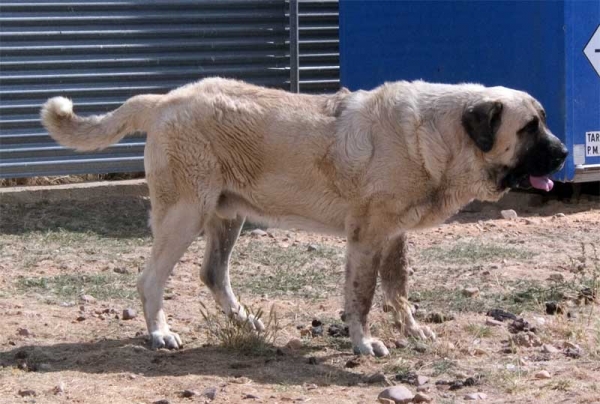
[462,88,568,195]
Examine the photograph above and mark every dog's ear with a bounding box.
[462,101,503,152]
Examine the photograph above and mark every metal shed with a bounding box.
[0,0,340,179]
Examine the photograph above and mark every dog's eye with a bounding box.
[519,117,539,135]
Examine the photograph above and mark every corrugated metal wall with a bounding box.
[0,0,339,179]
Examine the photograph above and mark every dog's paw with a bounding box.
[230,309,266,332]
[352,338,390,357]
[149,330,183,350]
[405,324,436,341]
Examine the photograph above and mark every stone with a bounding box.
[545,301,563,315]
[243,393,259,399]
[394,339,410,349]
[564,347,582,358]
[416,375,429,386]
[18,390,37,397]
[462,287,480,297]
[547,273,565,282]
[122,308,137,320]
[181,389,198,398]
[286,338,303,350]
[203,387,218,400]
[250,229,267,237]
[465,392,487,400]
[307,244,318,252]
[17,328,31,336]
[414,343,427,353]
[425,312,454,323]
[534,370,551,379]
[510,332,541,347]
[501,209,518,220]
[486,308,517,322]
[79,294,96,304]
[53,382,65,395]
[563,341,580,350]
[413,392,433,403]
[542,344,559,354]
[554,213,566,218]
[153,400,170,404]
[113,267,130,274]
[416,386,430,393]
[367,371,392,385]
[345,358,361,368]
[76,315,86,322]
[377,386,414,404]
[508,318,536,334]
[485,319,503,327]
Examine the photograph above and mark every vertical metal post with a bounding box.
[289,0,299,93]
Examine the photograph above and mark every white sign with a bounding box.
[586,131,600,157]
[584,25,600,77]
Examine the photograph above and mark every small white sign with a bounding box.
[573,144,585,165]
[584,25,600,77]
[586,131,600,157]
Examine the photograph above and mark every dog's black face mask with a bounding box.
[500,116,568,191]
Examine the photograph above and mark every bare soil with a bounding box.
[0,193,599,404]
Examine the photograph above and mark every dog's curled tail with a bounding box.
[40,94,162,151]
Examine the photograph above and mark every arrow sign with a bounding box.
[584,24,600,77]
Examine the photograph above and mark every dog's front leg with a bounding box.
[344,236,390,357]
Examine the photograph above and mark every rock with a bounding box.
[485,319,503,327]
[286,338,303,350]
[547,273,565,282]
[17,328,31,336]
[508,318,536,334]
[113,267,130,274]
[563,341,580,349]
[413,343,427,353]
[76,315,86,322]
[416,386,430,393]
[394,339,410,349]
[307,244,318,252]
[465,392,487,400]
[79,294,96,304]
[153,400,170,404]
[378,399,395,404]
[542,344,559,354]
[327,323,349,338]
[18,390,37,397]
[486,309,517,322]
[462,287,480,297]
[122,308,137,320]
[345,358,361,368]
[501,209,518,220]
[53,382,65,395]
[181,389,198,398]
[243,393,259,399]
[449,381,464,390]
[554,213,566,218]
[425,312,454,323]
[300,328,311,337]
[545,301,563,315]
[416,375,429,386]
[510,331,541,347]
[413,392,433,403]
[473,348,488,356]
[250,229,267,237]
[305,383,318,390]
[203,387,217,400]
[367,371,392,385]
[534,370,551,379]
[377,386,414,404]
[564,347,582,358]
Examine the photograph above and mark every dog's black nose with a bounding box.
[559,145,568,160]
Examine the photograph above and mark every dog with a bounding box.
[41,78,567,357]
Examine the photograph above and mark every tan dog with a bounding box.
[41,78,567,356]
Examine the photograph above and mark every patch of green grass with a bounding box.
[16,273,137,301]
[420,240,535,264]
[384,360,411,376]
[231,240,343,298]
[465,323,493,338]
[431,358,456,377]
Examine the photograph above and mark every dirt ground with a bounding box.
[0,190,599,404]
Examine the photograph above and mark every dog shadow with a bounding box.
[0,337,362,387]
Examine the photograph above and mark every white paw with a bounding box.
[353,338,390,357]
[405,324,436,341]
[230,309,266,332]
[149,330,182,350]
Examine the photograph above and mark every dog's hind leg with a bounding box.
[200,215,265,331]
[137,201,205,349]
[379,233,436,340]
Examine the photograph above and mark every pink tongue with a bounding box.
[530,175,554,192]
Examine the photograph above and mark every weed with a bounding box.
[465,323,493,339]
[199,301,282,356]
[431,359,456,377]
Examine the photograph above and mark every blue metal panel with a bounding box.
[565,1,600,181]
[339,0,600,182]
